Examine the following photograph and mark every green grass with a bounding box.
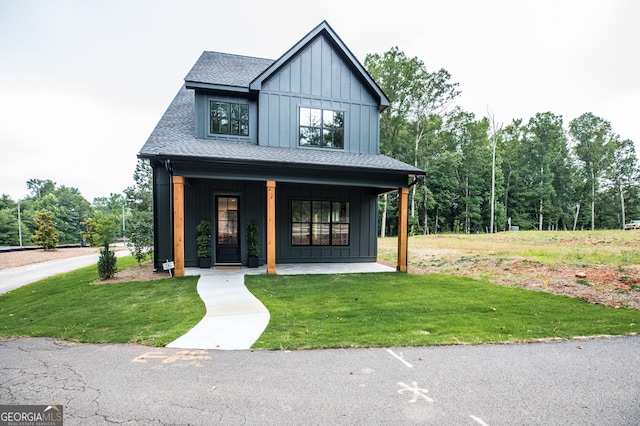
[0,256,203,346]
[245,272,638,350]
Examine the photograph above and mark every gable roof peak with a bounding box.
[250,20,389,110]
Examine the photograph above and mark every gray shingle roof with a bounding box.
[184,51,274,88]
[138,86,423,175]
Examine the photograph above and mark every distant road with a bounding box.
[0,250,130,294]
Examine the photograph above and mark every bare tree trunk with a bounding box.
[410,124,425,234]
[487,108,500,234]
[411,184,417,234]
[620,181,626,229]
[434,209,439,234]
[590,167,596,230]
[539,198,543,231]
[465,177,470,234]
[538,164,544,231]
[423,186,429,235]
[423,209,429,235]
[503,168,512,230]
[380,193,388,238]
[573,203,580,231]
[490,141,496,233]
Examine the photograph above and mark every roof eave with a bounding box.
[184,81,250,93]
[138,152,423,176]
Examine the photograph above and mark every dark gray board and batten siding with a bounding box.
[258,35,380,154]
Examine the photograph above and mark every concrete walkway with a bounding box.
[166,262,395,350]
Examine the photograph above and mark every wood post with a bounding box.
[397,187,408,272]
[267,180,276,274]
[172,176,185,277]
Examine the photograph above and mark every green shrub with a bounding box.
[98,241,117,280]
[247,220,259,257]
[196,220,212,258]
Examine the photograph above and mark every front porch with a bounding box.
[169,177,410,276]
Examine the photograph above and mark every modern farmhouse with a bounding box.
[138,21,424,276]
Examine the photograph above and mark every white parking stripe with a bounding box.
[386,348,413,368]
[470,415,490,426]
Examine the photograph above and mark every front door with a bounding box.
[216,196,240,264]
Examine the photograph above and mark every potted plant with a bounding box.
[247,220,259,268]
[196,220,212,268]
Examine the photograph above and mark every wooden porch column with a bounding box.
[172,176,185,277]
[397,187,409,272]
[266,180,277,274]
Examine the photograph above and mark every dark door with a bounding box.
[216,196,240,264]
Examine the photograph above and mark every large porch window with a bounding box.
[291,200,350,246]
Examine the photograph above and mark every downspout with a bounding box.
[165,159,174,272]
[408,175,422,189]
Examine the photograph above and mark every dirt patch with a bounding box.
[92,259,167,284]
[380,252,640,310]
[0,247,103,269]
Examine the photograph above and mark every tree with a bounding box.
[520,113,569,230]
[54,186,93,244]
[0,195,19,246]
[93,193,127,241]
[569,113,616,230]
[439,108,491,233]
[366,48,461,235]
[22,180,93,245]
[81,211,119,247]
[26,179,56,199]
[606,137,639,228]
[427,150,463,233]
[497,119,527,230]
[410,69,460,233]
[125,160,153,264]
[32,211,58,250]
[365,47,425,236]
[487,108,503,233]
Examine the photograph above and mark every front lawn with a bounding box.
[0,256,203,346]
[245,272,638,350]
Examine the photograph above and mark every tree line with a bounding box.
[0,161,153,262]
[365,48,639,235]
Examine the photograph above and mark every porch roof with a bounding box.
[138,86,424,178]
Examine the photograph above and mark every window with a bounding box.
[292,200,350,246]
[299,107,344,149]
[210,101,249,136]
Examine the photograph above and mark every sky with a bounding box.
[1,0,638,202]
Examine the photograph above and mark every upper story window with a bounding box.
[299,107,344,149]
[210,101,249,136]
